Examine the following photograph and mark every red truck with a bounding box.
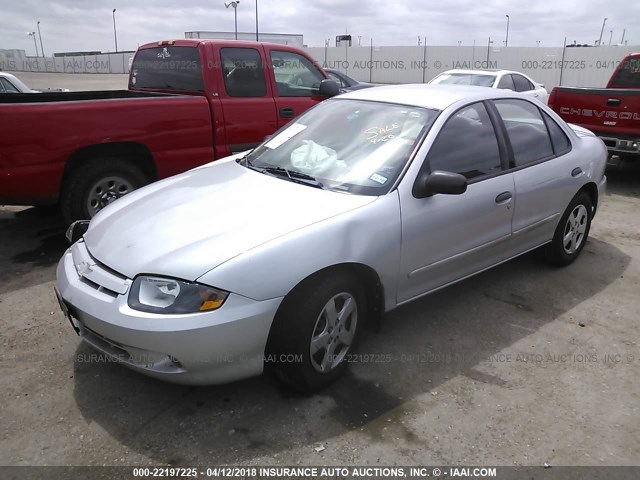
[548,53,640,162]
[0,39,338,222]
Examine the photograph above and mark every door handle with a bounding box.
[495,191,512,204]
[279,107,294,118]
[607,98,621,106]
[571,167,583,177]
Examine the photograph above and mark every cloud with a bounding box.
[0,0,635,55]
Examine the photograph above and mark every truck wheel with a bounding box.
[266,272,365,393]
[544,192,592,266]
[61,158,148,223]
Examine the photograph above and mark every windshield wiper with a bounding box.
[261,166,325,189]
[236,151,254,167]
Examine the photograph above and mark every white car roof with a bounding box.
[434,69,515,76]
[338,83,527,111]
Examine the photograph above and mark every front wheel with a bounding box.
[544,191,592,266]
[266,272,365,393]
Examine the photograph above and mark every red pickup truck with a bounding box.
[0,39,338,221]
[548,53,640,161]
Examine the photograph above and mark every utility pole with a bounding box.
[112,9,118,52]
[505,15,510,47]
[28,32,39,56]
[598,17,607,45]
[37,21,45,57]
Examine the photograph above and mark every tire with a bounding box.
[544,191,593,266]
[266,271,365,393]
[60,158,148,223]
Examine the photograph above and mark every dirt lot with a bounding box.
[1,161,639,469]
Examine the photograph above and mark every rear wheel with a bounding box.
[61,158,148,223]
[266,272,365,393]
[544,191,592,266]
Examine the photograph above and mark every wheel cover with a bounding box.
[563,204,588,255]
[309,292,358,373]
[86,175,135,216]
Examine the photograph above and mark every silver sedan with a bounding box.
[56,84,607,392]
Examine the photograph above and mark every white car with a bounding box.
[429,69,549,104]
[0,72,38,93]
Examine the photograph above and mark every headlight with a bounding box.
[128,276,228,314]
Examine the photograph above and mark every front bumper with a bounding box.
[56,242,282,385]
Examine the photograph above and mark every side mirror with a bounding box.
[318,79,340,97]
[65,220,90,244]
[413,170,468,198]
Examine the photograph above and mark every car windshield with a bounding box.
[243,99,439,195]
[431,73,496,87]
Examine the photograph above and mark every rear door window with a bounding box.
[609,57,640,88]
[512,74,534,92]
[497,74,515,90]
[130,46,203,91]
[542,111,571,155]
[493,99,554,166]
[220,47,267,97]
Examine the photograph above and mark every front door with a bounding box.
[398,101,514,303]
[267,49,327,129]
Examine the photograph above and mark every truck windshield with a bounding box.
[244,99,439,196]
[610,57,640,88]
[130,46,203,91]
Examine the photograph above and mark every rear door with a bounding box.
[490,98,578,255]
[267,48,328,128]
[214,45,279,155]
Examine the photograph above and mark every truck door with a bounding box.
[267,49,328,129]
[216,46,279,155]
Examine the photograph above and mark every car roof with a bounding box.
[338,83,524,111]
[137,39,300,51]
[436,68,536,77]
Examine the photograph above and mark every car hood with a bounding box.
[84,159,376,281]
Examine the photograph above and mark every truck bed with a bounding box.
[550,86,640,157]
[0,90,176,104]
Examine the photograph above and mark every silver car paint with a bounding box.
[56,84,607,385]
[84,157,376,282]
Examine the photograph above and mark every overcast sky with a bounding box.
[1,0,636,55]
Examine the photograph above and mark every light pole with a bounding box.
[28,32,39,56]
[598,17,607,45]
[609,30,613,45]
[112,9,119,52]
[505,15,510,47]
[255,0,258,41]
[486,36,493,65]
[37,21,45,57]
[224,1,240,40]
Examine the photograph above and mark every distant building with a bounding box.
[185,31,304,47]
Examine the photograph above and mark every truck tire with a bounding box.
[61,158,148,223]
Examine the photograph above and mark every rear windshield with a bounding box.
[130,46,203,91]
[609,57,640,88]
[430,73,496,87]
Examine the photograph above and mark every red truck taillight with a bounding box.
[548,87,557,109]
